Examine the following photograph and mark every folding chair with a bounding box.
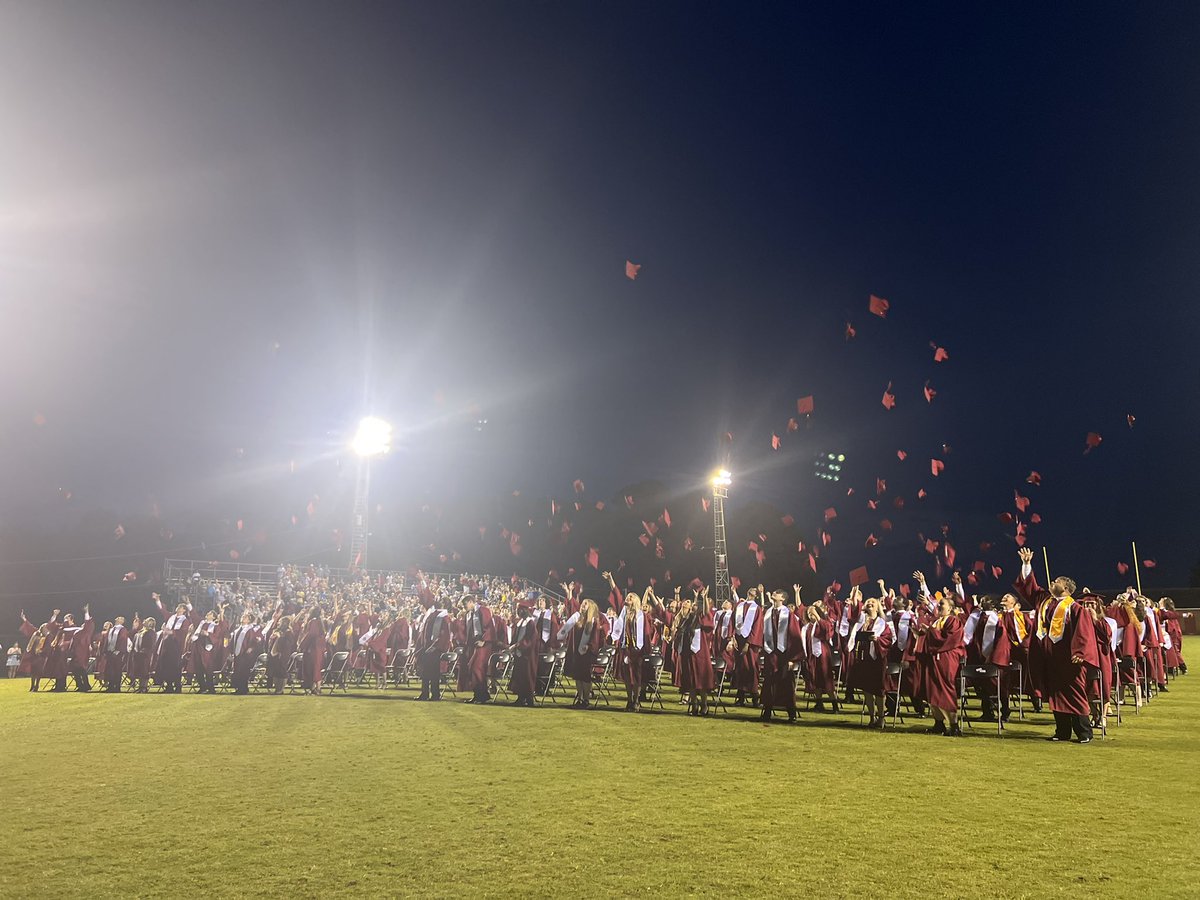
[1112,662,1122,727]
[322,651,351,693]
[552,648,571,703]
[490,650,514,702]
[711,659,731,713]
[249,653,269,692]
[886,660,906,729]
[285,651,305,693]
[956,668,973,731]
[217,654,235,692]
[536,651,558,706]
[1117,655,1139,717]
[643,652,666,710]
[1006,661,1025,720]
[591,647,615,708]
[1089,667,1108,739]
[439,650,460,699]
[961,662,1004,736]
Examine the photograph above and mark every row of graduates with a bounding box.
[18,578,563,697]
[19,555,1185,742]
[18,594,424,695]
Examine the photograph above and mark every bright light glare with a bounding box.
[711,469,732,487]
[352,416,393,457]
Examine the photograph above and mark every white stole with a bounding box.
[980,611,999,659]
[735,602,758,639]
[763,606,790,653]
[964,610,981,647]
[557,612,579,642]
[803,623,822,658]
[1104,617,1119,653]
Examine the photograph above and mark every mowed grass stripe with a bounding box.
[1,676,1197,898]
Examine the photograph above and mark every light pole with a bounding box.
[711,469,732,606]
[349,416,392,569]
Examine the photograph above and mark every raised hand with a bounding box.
[1018,547,1033,565]
[912,571,925,585]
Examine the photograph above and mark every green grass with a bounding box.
[1,674,1198,899]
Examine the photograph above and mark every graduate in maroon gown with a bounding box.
[1084,597,1115,731]
[1037,573,1098,743]
[52,606,95,692]
[836,585,865,701]
[458,596,497,703]
[760,589,803,723]
[846,597,895,727]
[266,615,295,694]
[1012,548,1050,711]
[17,611,36,678]
[298,607,328,695]
[1110,594,1144,709]
[532,595,561,697]
[1158,598,1185,674]
[713,599,736,674]
[1140,600,1167,692]
[127,616,156,693]
[611,587,652,712]
[800,603,839,712]
[101,616,131,692]
[190,608,227,694]
[732,586,764,707]
[885,597,917,717]
[557,598,609,708]
[508,603,538,707]
[154,597,196,693]
[356,616,391,689]
[415,600,451,701]
[674,587,716,716]
[964,596,1011,722]
[228,611,263,694]
[25,619,55,692]
[915,594,964,736]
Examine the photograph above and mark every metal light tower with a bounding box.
[711,469,732,606]
[349,416,392,569]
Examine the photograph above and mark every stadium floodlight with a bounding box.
[352,416,392,458]
[712,468,732,489]
[349,416,392,568]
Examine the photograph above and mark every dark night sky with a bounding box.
[2,1,1199,606]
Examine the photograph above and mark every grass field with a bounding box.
[1,674,1198,899]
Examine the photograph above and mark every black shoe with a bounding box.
[1047,735,1067,742]
[1032,698,1043,713]
[734,697,746,707]
[979,713,997,723]
[788,712,797,723]
[1078,737,1092,744]
[1158,684,1168,692]
[760,709,772,721]
[928,721,947,735]
[813,701,826,712]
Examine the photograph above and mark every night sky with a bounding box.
[3,2,1199,611]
